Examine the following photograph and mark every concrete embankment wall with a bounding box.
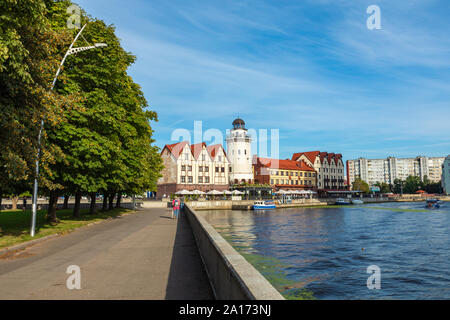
[184,204,285,300]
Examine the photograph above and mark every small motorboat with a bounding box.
[352,199,364,205]
[253,200,276,210]
[425,199,441,209]
[335,198,352,205]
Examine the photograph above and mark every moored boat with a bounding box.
[335,198,351,205]
[425,199,441,209]
[253,200,276,210]
[352,199,364,205]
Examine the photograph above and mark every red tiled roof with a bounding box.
[163,141,228,160]
[291,151,320,163]
[256,157,315,171]
[191,142,207,159]
[163,141,189,158]
[206,144,227,159]
[292,151,343,165]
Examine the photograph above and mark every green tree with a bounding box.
[374,181,391,193]
[393,178,405,194]
[404,176,421,194]
[352,178,370,193]
[0,0,80,212]
[42,1,162,219]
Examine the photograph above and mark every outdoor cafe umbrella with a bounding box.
[231,190,244,195]
[192,190,205,195]
[206,190,223,195]
[223,190,233,195]
[176,190,192,195]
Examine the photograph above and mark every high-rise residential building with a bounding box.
[442,156,450,195]
[157,141,230,195]
[226,118,254,184]
[253,156,317,190]
[291,151,345,191]
[347,156,445,187]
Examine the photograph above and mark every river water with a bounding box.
[201,202,450,299]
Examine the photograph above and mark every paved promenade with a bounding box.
[0,208,213,299]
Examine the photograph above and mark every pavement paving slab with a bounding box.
[0,208,214,300]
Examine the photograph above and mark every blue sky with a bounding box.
[75,0,450,161]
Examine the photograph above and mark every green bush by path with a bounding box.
[0,208,132,249]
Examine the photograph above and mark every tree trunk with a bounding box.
[89,192,97,215]
[63,195,70,209]
[0,193,3,212]
[102,193,108,211]
[108,192,115,210]
[115,192,122,208]
[22,197,27,211]
[47,191,59,223]
[11,196,19,210]
[73,192,82,218]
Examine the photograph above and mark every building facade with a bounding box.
[347,156,445,187]
[226,118,254,184]
[292,151,345,191]
[157,141,230,196]
[253,157,316,190]
[442,156,450,195]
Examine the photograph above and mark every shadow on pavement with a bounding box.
[165,210,214,300]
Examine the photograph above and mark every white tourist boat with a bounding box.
[352,199,364,205]
[335,198,352,205]
[253,200,276,210]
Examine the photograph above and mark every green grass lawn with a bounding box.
[0,207,133,249]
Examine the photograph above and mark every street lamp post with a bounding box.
[30,24,107,237]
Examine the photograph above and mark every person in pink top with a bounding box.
[172,198,180,219]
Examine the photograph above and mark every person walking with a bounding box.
[172,198,180,219]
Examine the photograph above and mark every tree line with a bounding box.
[0,0,163,222]
[352,176,442,194]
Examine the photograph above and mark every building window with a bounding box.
[238,150,241,155]
[205,166,209,171]
[188,166,192,171]
[244,149,247,155]
[300,172,303,177]
[181,176,186,183]
[205,177,210,183]
[202,154,206,161]
[199,166,203,172]
[198,177,203,183]
[280,171,284,176]
[215,167,219,173]
[181,165,186,171]
[188,176,193,183]
[221,167,225,173]
[219,156,222,161]
[185,154,189,160]
[229,167,232,172]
